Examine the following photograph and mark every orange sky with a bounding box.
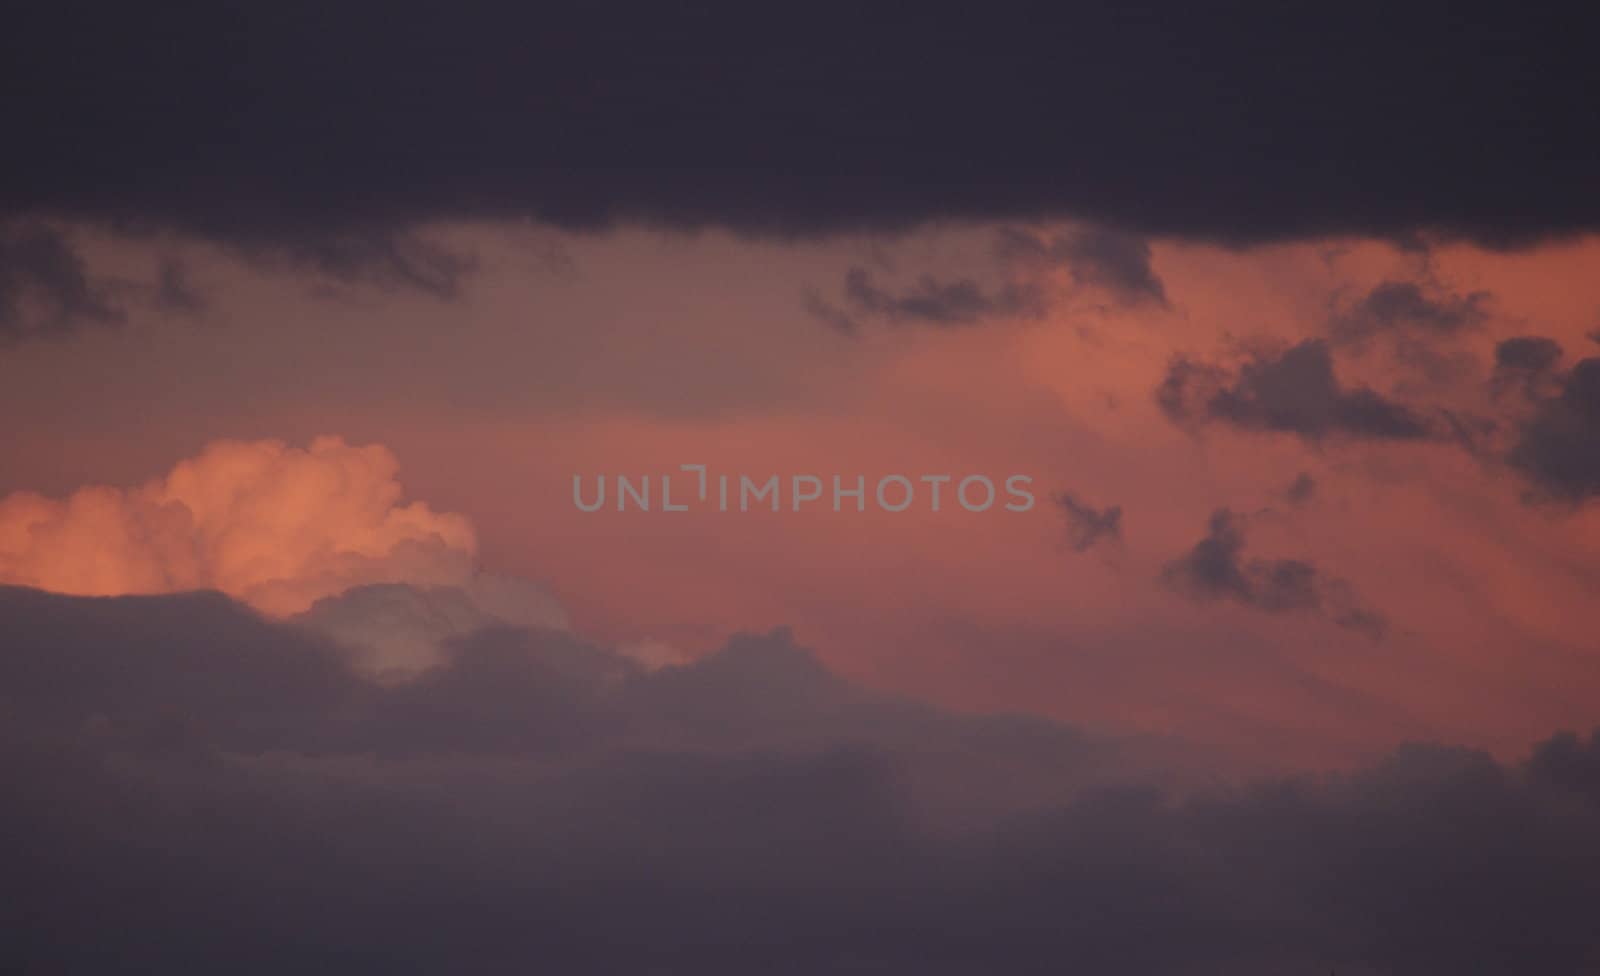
[3,223,1598,770]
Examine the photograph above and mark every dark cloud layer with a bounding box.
[1163,509,1385,637]
[1159,340,1432,442]
[9,586,1600,972]
[3,3,1597,246]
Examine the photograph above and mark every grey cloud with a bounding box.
[0,224,123,340]
[154,257,204,314]
[235,228,480,300]
[1330,279,1491,345]
[1053,491,1124,552]
[813,266,1045,332]
[1508,356,1600,501]
[1162,509,1385,638]
[995,227,1168,306]
[1159,339,1432,442]
[1285,472,1317,505]
[12,587,1600,972]
[1492,334,1564,400]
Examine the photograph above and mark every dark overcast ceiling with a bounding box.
[4,0,1596,244]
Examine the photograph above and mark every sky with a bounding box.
[5,3,1600,973]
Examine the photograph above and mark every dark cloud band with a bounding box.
[3,2,1597,245]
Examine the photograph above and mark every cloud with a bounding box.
[811,266,1045,332]
[0,436,538,615]
[8,586,1600,972]
[995,227,1167,306]
[292,580,568,681]
[1163,508,1385,637]
[1053,491,1123,552]
[1330,279,1490,345]
[5,5,1596,247]
[1508,356,1600,501]
[1158,339,1432,442]
[233,227,480,300]
[1492,335,1565,400]
[153,257,204,313]
[1284,472,1318,505]
[0,224,122,340]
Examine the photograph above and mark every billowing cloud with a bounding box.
[1158,339,1433,442]
[0,437,523,610]
[1163,509,1385,638]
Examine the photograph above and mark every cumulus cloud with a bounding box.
[1163,508,1385,638]
[0,437,472,613]
[0,437,566,674]
[4,586,1600,973]
[1158,339,1432,442]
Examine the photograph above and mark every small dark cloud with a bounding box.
[1159,339,1432,442]
[995,227,1167,306]
[1508,356,1600,501]
[237,228,479,300]
[812,266,1045,332]
[1330,279,1491,345]
[1053,492,1123,552]
[1285,472,1317,505]
[1492,335,1564,400]
[1162,509,1384,638]
[0,224,122,340]
[154,257,204,314]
